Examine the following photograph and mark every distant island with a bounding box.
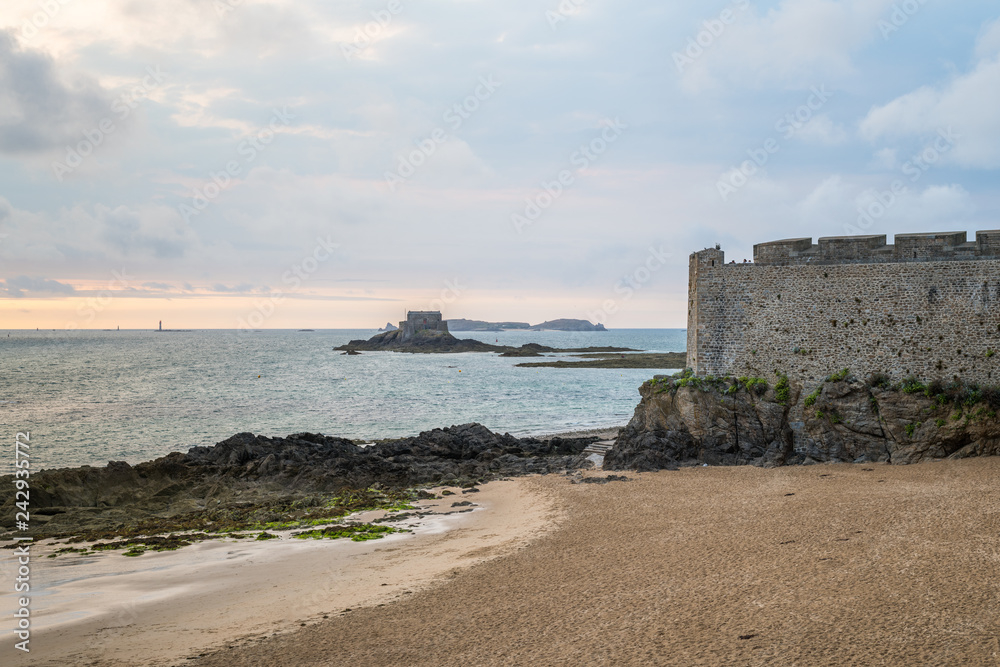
[444,318,605,332]
[378,322,398,332]
[530,319,606,332]
[446,319,531,332]
[341,311,655,361]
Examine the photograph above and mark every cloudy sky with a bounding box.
[1,0,998,329]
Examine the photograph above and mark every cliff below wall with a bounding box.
[605,373,1000,471]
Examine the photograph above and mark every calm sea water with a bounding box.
[0,329,685,470]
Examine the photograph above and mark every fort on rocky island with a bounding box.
[398,310,449,340]
[687,231,1000,385]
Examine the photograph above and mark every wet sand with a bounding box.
[194,459,1000,666]
[9,480,560,667]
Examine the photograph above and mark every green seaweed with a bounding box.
[291,524,402,542]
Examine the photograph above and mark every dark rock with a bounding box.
[605,376,1000,471]
[576,475,630,485]
[0,424,591,536]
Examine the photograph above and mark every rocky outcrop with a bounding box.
[338,328,501,353]
[337,330,634,355]
[605,375,1000,471]
[0,424,596,536]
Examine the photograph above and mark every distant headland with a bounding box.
[446,318,605,332]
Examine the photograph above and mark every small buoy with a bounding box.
[258,375,261,378]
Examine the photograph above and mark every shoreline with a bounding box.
[195,458,1000,666]
[10,479,563,667]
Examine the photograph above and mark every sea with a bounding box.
[0,329,685,471]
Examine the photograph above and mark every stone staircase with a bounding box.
[582,440,615,470]
[582,440,615,457]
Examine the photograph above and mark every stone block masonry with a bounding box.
[399,310,449,340]
[688,231,1000,384]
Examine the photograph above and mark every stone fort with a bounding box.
[687,230,1000,385]
[398,310,449,340]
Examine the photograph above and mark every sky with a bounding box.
[0,0,999,329]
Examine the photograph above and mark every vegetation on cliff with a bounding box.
[606,369,1000,471]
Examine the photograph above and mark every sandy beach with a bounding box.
[8,480,561,667]
[182,458,1000,666]
[9,456,1000,666]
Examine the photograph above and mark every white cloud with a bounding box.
[791,114,848,145]
[679,0,897,90]
[0,197,199,264]
[0,31,117,154]
[1,276,76,298]
[871,147,897,170]
[860,18,1000,168]
[975,18,1000,60]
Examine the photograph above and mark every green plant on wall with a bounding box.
[775,373,791,405]
[805,386,822,407]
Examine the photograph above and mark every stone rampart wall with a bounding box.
[688,239,1000,384]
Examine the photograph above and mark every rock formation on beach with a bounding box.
[605,371,1000,471]
[0,425,598,537]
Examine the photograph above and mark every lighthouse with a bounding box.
[159,320,162,331]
